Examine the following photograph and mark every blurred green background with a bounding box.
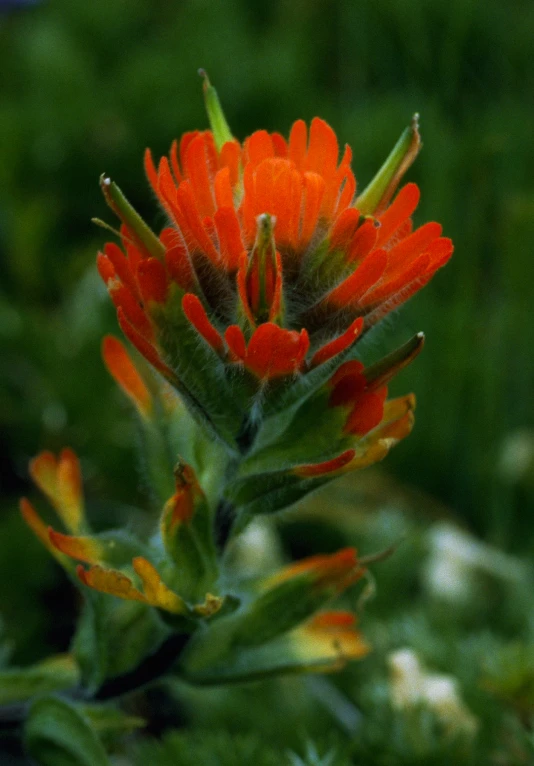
[1,1,534,759]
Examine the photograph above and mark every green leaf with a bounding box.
[226,467,331,518]
[240,388,349,476]
[72,590,169,692]
[356,114,421,215]
[81,703,145,736]
[100,174,165,260]
[0,655,80,705]
[24,695,111,766]
[180,625,351,685]
[200,70,234,152]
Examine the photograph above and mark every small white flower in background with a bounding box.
[422,522,525,604]
[499,429,534,484]
[227,517,283,576]
[388,648,478,737]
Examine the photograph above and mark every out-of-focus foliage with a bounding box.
[1,0,534,763]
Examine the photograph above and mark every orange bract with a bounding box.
[98,112,452,428]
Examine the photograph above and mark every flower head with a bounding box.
[97,83,451,446]
[96,75,452,506]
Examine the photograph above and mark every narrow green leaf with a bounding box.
[199,69,233,151]
[99,174,165,260]
[356,114,421,215]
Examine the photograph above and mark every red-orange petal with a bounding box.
[360,252,430,307]
[175,181,220,264]
[102,335,152,417]
[165,243,194,291]
[144,148,159,195]
[169,139,183,184]
[136,258,169,305]
[293,449,356,477]
[300,172,326,250]
[271,132,288,158]
[109,282,154,341]
[306,118,338,178]
[96,253,115,284]
[329,367,367,409]
[325,249,388,309]
[347,220,380,265]
[117,306,173,379]
[224,324,247,362]
[246,130,275,166]
[269,251,284,322]
[218,140,241,187]
[214,206,245,272]
[310,317,364,368]
[344,387,387,436]
[245,324,310,380]
[213,167,234,210]
[376,183,420,248]
[104,242,139,299]
[236,252,255,326]
[182,293,225,355]
[385,221,442,275]
[48,528,103,565]
[288,119,307,169]
[329,208,361,252]
[183,134,216,219]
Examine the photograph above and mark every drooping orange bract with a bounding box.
[97,104,452,463]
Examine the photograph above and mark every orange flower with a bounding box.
[97,91,452,396]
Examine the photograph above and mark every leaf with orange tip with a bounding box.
[76,559,187,615]
[56,449,84,532]
[291,610,370,671]
[132,557,187,614]
[266,548,363,592]
[29,449,84,534]
[19,498,71,567]
[29,451,58,507]
[49,529,105,565]
[292,449,356,478]
[102,335,152,418]
[77,564,147,604]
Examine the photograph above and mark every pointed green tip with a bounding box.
[356,114,422,216]
[198,69,234,151]
[364,332,425,390]
[99,173,164,260]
